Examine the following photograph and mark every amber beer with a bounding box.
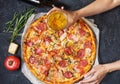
[47,11,68,30]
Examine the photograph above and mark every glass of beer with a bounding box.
[47,10,68,30]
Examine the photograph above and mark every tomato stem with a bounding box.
[9,61,13,66]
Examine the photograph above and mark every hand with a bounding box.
[48,6,78,28]
[79,64,109,84]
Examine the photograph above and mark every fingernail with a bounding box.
[52,4,55,7]
[61,6,64,9]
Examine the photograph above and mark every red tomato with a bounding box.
[4,56,20,71]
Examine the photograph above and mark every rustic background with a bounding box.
[0,0,120,84]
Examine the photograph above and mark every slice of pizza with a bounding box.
[22,14,96,84]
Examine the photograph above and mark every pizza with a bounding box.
[22,14,96,84]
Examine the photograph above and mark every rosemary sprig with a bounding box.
[6,8,34,42]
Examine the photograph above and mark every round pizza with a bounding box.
[22,14,96,84]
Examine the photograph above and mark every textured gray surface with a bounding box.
[0,0,120,84]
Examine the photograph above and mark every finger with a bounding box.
[80,73,97,83]
[84,68,95,78]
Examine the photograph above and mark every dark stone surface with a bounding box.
[0,0,120,84]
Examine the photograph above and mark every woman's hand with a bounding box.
[48,7,79,28]
[48,0,120,29]
[79,64,109,84]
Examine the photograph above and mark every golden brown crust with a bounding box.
[22,14,96,84]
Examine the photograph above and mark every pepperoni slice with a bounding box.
[79,28,86,36]
[59,60,67,67]
[35,48,43,55]
[84,41,92,49]
[64,47,73,55]
[29,56,36,64]
[77,49,85,58]
[63,71,73,78]
[79,59,88,67]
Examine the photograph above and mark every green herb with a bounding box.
[6,8,34,42]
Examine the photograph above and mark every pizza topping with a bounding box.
[44,58,51,65]
[59,60,67,67]
[34,48,43,55]
[58,30,64,36]
[74,65,79,72]
[68,34,79,42]
[77,49,85,58]
[39,65,49,74]
[29,56,36,64]
[85,48,92,57]
[79,67,85,75]
[79,59,88,67]
[74,65,85,75]
[64,47,73,55]
[44,37,51,43]
[60,32,67,41]
[53,55,62,61]
[63,71,73,78]
[68,34,73,40]
[44,37,51,46]
[79,28,86,36]
[49,50,57,56]
[36,23,45,31]
[26,40,33,47]
[84,41,92,49]
[44,70,49,76]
